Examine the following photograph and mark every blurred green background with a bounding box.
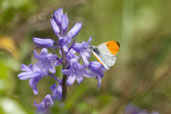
[0,0,171,114]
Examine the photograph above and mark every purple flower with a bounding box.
[33,48,57,76]
[50,8,82,53]
[29,76,42,95]
[88,61,106,88]
[34,84,62,113]
[68,22,82,38]
[33,37,55,48]
[50,84,62,100]
[18,8,108,113]
[34,95,54,114]
[18,48,58,95]
[65,48,77,64]
[50,18,60,37]
[18,64,41,95]
[53,8,63,25]
[58,33,72,49]
[73,37,92,65]
[18,64,40,80]
[51,8,69,36]
[62,57,94,85]
[52,9,82,38]
[61,14,69,34]
[125,104,159,114]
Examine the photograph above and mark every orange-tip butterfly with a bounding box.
[91,41,120,70]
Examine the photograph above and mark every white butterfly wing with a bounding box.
[92,44,116,70]
[99,53,116,69]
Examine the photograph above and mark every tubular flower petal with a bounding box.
[18,71,41,80]
[29,77,41,95]
[53,8,63,25]
[33,37,55,47]
[50,18,60,37]
[21,64,32,72]
[66,75,76,86]
[61,14,68,34]
[68,23,82,38]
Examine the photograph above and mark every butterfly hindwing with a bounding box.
[92,46,116,70]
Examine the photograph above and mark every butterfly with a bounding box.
[91,41,120,70]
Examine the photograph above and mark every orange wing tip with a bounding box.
[106,41,120,55]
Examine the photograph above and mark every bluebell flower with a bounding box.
[62,57,94,85]
[33,48,57,76]
[51,8,82,54]
[18,64,41,95]
[29,76,42,95]
[65,48,77,64]
[51,8,68,36]
[34,84,62,113]
[50,18,60,37]
[33,37,55,48]
[73,37,92,65]
[58,33,72,52]
[50,84,62,100]
[18,8,107,113]
[57,23,82,53]
[18,48,59,95]
[68,22,82,38]
[34,95,54,114]
[53,8,63,25]
[125,104,159,114]
[88,61,106,88]
[18,64,40,80]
